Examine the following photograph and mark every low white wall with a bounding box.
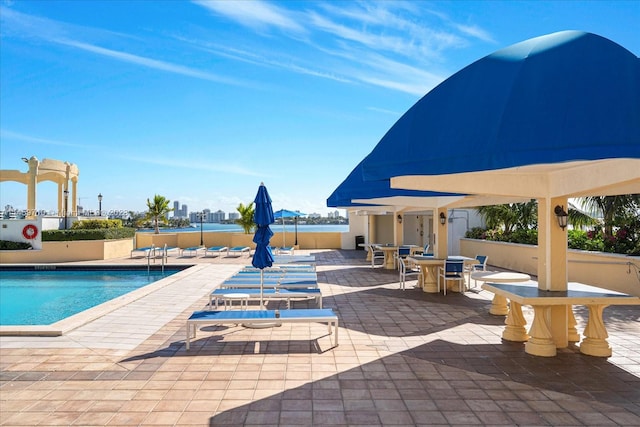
[460,238,640,296]
[0,219,43,249]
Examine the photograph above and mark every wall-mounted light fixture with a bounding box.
[554,205,568,230]
[439,212,446,225]
[397,214,403,224]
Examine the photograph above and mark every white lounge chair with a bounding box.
[185,308,339,350]
[130,245,154,258]
[180,246,203,257]
[228,246,251,257]
[204,246,229,257]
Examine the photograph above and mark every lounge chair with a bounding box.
[204,246,229,257]
[277,246,295,255]
[180,246,203,257]
[209,288,323,310]
[227,246,251,257]
[130,245,154,258]
[154,245,179,258]
[185,308,339,350]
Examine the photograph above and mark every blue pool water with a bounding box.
[0,267,185,325]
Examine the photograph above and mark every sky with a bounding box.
[1,1,639,217]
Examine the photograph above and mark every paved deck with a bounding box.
[1,249,639,426]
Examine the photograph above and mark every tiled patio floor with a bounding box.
[1,249,639,426]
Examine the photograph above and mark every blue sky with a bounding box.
[1,1,638,217]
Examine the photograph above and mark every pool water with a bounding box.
[0,268,183,325]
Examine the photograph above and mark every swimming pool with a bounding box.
[0,266,189,325]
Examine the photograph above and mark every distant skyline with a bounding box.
[1,1,638,216]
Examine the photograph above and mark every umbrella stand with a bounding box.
[243,268,281,328]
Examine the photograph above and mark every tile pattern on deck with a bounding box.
[1,249,639,426]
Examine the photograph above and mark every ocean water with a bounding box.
[144,223,349,233]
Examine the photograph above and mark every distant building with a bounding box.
[173,201,188,218]
[228,212,240,221]
[308,213,321,219]
[211,210,225,223]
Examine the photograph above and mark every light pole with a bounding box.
[63,189,69,229]
[98,193,103,217]
[199,212,204,246]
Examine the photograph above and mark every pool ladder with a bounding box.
[146,244,166,274]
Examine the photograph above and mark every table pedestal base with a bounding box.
[524,305,557,357]
[490,295,509,315]
[502,301,529,342]
[579,304,612,357]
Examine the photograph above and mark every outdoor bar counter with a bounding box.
[482,282,640,357]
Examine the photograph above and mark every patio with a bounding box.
[1,249,639,426]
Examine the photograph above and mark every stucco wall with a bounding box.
[0,239,133,263]
[460,238,640,296]
[135,231,342,250]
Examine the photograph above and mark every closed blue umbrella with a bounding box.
[252,183,275,308]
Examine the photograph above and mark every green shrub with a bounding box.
[71,219,123,229]
[0,240,32,250]
[568,229,604,251]
[42,227,135,241]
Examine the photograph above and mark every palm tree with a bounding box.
[236,202,255,234]
[578,195,640,238]
[144,194,173,234]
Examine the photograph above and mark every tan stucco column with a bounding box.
[435,208,448,258]
[25,157,39,219]
[536,196,569,350]
[395,211,404,246]
[71,178,78,216]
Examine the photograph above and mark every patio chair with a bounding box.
[437,259,465,295]
[413,243,430,256]
[465,255,488,288]
[394,245,412,269]
[367,244,385,268]
[398,257,422,291]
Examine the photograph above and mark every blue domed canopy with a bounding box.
[327,158,463,209]
[361,30,640,197]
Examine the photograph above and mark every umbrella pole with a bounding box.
[295,217,298,246]
[282,217,285,247]
[260,269,264,309]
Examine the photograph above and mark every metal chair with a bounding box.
[367,244,385,268]
[437,259,465,295]
[466,255,488,288]
[413,243,430,255]
[398,257,422,290]
[394,245,412,269]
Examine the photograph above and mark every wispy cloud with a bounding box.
[0,7,251,87]
[193,0,305,33]
[57,39,246,86]
[189,1,489,95]
[454,23,495,43]
[367,107,402,116]
[119,155,263,177]
[0,129,85,148]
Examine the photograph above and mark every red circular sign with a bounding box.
[22,224,39,240]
